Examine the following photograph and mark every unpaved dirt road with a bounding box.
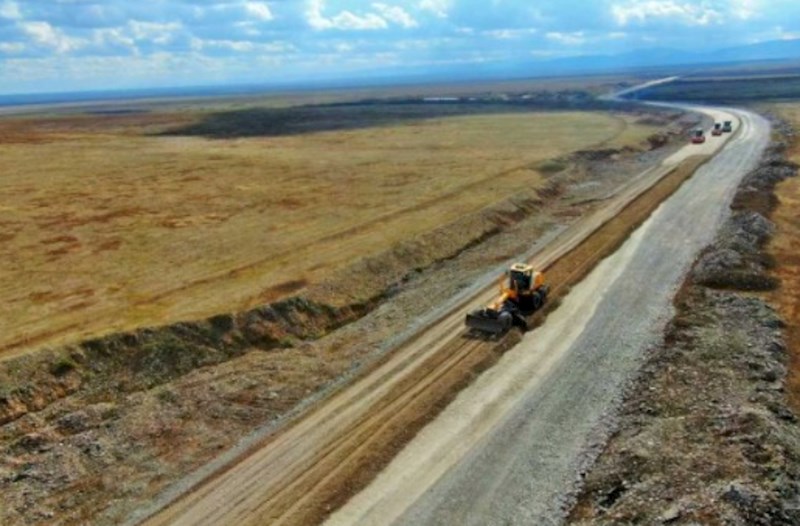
[327,110,770,524]
[138,90,751,526]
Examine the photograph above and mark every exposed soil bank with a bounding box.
[569,135,800,525]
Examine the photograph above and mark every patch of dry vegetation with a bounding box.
[767,103,800,412]
[0,107,659,357]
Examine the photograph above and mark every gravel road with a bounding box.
[136,81,759,526]
[326,109,770,525]
[139,107,714,526]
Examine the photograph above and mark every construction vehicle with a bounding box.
[712,123,723,136]
[722,120,733,133]
[691,128,706,144]
[465,263,549,335]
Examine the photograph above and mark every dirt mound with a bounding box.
[692,211,778,290]
[732,143,799,216]
[572,148,623,162]
[645,132,670,149]
[572,287,800,525]
[569,134,800,525]
[692,143,798,291]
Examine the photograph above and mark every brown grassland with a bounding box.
[0,106,659,358]
[768,103,800,411]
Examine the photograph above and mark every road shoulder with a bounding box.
[568,129,800,525]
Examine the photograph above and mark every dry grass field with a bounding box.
[0,106,659,358]
[768,103,800,411]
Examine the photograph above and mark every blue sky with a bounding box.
[1,0,799,94]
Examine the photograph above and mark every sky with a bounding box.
[1,0,799,94]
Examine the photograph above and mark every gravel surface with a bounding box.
[330,109,770,525]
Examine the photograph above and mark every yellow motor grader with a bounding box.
[465,263,549,335]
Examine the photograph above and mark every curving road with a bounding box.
[327,104,770,523]
[138,82,767,526]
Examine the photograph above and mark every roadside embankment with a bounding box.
[0,185,555,427]
[569,133,800,525]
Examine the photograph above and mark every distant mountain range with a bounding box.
[325,37,800,89]
[409,38,800,83]
[533,38,800,75]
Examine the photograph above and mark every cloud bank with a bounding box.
[0,0,798,93]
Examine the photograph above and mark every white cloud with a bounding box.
[393,37,453,51]
[306,0,388,31]
[0,41,24,53]
[333,41,354,52]
[546,31,586,45]
[21,21,87,53]
[2,53,233,91]
[418,0,452,18]
[244,2,274,22]
[0,0,21,20]
[191,37,295,53]
[769,25,800,41]
[483,28,537,40]
[731,0,759,20]
[372,3,417,28]
[191,37,254,52]
[129,20,182,45]
[94,28,137,52]
[235,20,262,37]
[611,1,723,26]
[330,11,387,30]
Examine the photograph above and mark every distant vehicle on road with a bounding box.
[722,120,734,133]
[712,123,723,136]
[691,128,706,144]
